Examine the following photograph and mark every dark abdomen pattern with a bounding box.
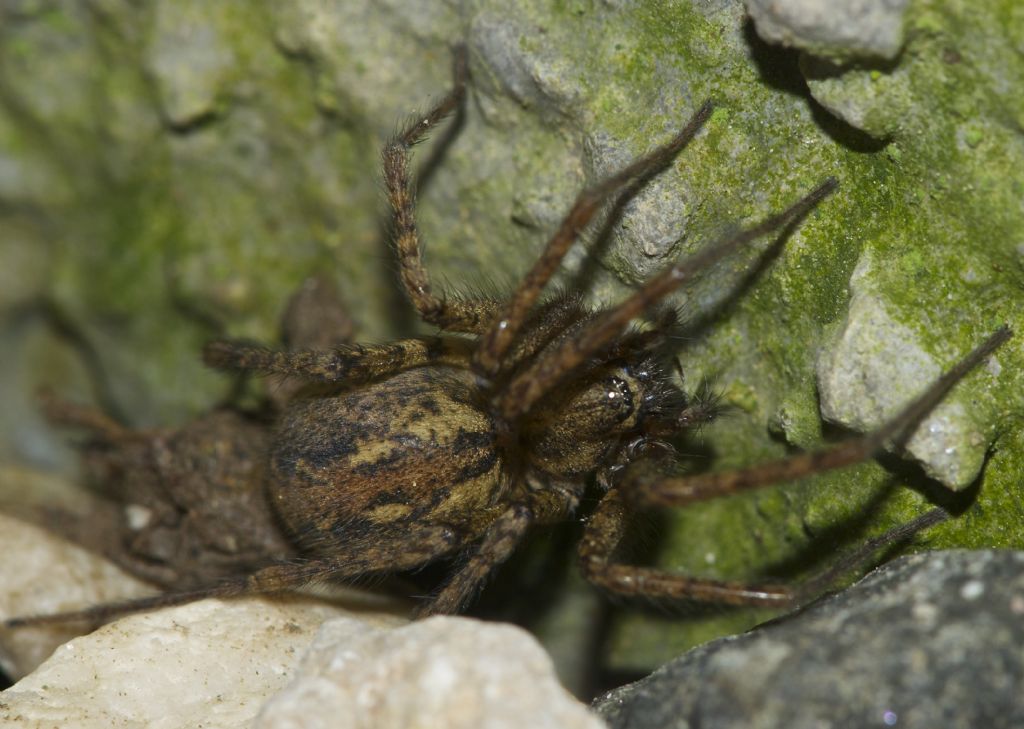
[269,367,503,557]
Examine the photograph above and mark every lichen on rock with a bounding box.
[0,0,1021,685]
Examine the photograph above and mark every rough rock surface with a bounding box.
[817,251,1000,489]
[255,616,606,729]
[744,0,910,61]
[2,605,603,729]
[1,0,1021,675]
[0,511,155,680]
[594,550,1024,729]
[1,599,404,729]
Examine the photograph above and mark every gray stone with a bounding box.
[594,550,1024,729]
[146,0,237,128]
[817,250,1000,490]
[744,0,910,61]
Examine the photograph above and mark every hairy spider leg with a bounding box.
[414,115,825,615]
[37,389,145,443]
[580,487,790,605]
[579,326,1011,606]
[473,100,715,379]
[3,522,463,628]
[417,504,533,616]
[630,325,1010,507]
[500,177,839,420]
[202,336,474,384]
[578,489,950,607]
[382,44,503,335]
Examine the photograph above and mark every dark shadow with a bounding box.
[163,259,228,339]
[742,19,888,154]
[760,478,903,580]
[564,103,716,300]
[675,193,823,343]
[414,87,468,195]
[10,298,130,426]
[565,171,667,298]
[743,19,808,99]
[675,223,789,341]
[875,450,983,517]
[468,520,580,624]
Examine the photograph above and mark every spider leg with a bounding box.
[202,336,473,385]
[4,522,465,628]
[580,327,1009,608]
[37,389,142,443]
[416,479,583,616]
[579,487,790,606]
[382,45,502,334]
[2,560,327,628]
[499,177,838,420]
[578,487,950,607]
[627,326,1009,507]
[416,503,534,616]
[474,100,715,379]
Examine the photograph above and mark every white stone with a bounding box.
[0,512,155,680]
[255,615,606,729]
[2,597,395,729]
[1,510,599,728]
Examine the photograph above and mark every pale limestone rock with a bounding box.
[1,598,402,728]
[0,512,154,680]
[256,615,606,729]
[816,251,997,490]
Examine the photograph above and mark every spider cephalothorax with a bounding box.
[6,46,1009,628]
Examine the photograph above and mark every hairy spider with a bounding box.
[5,47,1010,628]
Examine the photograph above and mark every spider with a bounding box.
[5,46,1010,628]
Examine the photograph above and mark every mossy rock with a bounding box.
[1,0,1021,681]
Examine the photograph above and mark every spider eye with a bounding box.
[605,376,635,422]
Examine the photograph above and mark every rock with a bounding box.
[1,0,1021,678]
[3,604,602,729]
[816,251,1001,490]
[1,598,399,729]
[0,512,154,680]
[255,615,605,729]
[0,487,408,681]
[146,0,238,128]
[594,550,1024,729]
[744,0,910,61]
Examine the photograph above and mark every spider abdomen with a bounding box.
[269,366,506,560]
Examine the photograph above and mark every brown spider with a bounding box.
[5,47,1010,628]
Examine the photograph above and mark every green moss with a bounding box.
[2,0,1021,679]
[962,124,984,148]
[538,0,1023,667]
